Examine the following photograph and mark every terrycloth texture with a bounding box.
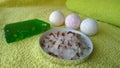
[66,0,120,27]
[0,0,66,7]
[0,6,120,68]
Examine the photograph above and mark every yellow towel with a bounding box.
[0,0,66,7]
[66,0,120,27]
[0,0,120,68]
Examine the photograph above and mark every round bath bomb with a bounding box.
[80,18,98,36]
[49,10,65,26]
[65,14,80,29]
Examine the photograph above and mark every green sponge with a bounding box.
[4,19,51,43]
[66,0,120,27]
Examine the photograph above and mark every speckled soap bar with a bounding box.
[4,19,51,43]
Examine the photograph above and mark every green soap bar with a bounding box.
[4,19,51,43]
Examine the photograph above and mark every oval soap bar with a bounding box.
[80,18,98,36]
[65,14,81,29]
[49,10,65,26]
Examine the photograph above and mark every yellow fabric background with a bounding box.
[0,0,120,68]
[0,0,66,7]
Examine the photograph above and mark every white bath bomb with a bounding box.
[49,11,65,26]
[80,18,98,36]
[65,14,81,29]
